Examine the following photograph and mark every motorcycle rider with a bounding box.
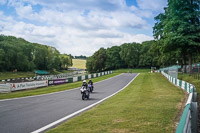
[88,79,93,86]
[81,80,89,100]
[82,80,88,89]
[88,79,94,90]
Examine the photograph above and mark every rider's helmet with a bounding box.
[83,80,86,83]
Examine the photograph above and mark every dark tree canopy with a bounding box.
[153,0,200,70]
[0,35,72,72]
[86,41,169,73]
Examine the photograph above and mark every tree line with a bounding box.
[86,41,157,73]
[0,35,72,72]
[153,0,200,72]
[86,40,180,73]
[86,0,200,73]
[72,55,87,59]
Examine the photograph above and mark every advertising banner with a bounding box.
[48,79,68,85]
[0,84,11,93]
[7,80,48,91]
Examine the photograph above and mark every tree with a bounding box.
[0,49,5,71]
[105,46,125,70]
[0,35,74,72]
[86,56,95,73]
[139,41,153,67]
[94,48,107,72]
[153,0,200,72]
[86,48,106,72]
[16,52,29,71]
[120,43,141,68]
[60,54,72,70]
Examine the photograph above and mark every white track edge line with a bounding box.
[0,73,123,102]
[31,73,139,133]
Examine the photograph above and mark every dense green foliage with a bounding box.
[153,0,200,69]
[0,35,72,72]
[73,55,87,59]
[86,41,164,73]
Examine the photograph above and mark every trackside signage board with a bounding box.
[7,80,48,91]
[48,79,68,85]
[0,84,11,92]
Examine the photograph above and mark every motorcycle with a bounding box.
[88,84,93,93]
[80,86,90,100]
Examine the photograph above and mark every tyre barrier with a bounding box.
[161,71,198,133]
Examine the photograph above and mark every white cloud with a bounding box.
[0,0,164,56]
[16,4,33,18]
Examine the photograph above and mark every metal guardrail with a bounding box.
[161,71,198,133]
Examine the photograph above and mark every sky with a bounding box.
[0,0,167,56]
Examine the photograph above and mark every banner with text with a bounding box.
[48,79,68,85]
[7,80,48,91]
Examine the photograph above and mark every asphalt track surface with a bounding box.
[0,73,138,133]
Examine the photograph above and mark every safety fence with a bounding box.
[161,71,198,133]
[0,71,113,93]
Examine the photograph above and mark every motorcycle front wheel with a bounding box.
[87,92,90,99]
[82,93,86,100]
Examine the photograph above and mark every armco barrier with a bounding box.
[161,71,198,133]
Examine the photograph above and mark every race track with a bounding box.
[0,73,138,133]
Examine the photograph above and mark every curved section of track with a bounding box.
[0,73,137,133]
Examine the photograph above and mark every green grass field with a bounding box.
[47,73,185,133]
[49,70,73,75]
[114,68,150,73]
[0,72,35,80]
[72,59,86,69]
[0,70,72,80]
[178,73,200,95]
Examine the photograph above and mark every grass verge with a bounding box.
[0,70,73,80]
[47,73,185,133]
[0,73,120,100]
[0,72,35,80]
[114,68,150,73]
[178,73,200,95]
